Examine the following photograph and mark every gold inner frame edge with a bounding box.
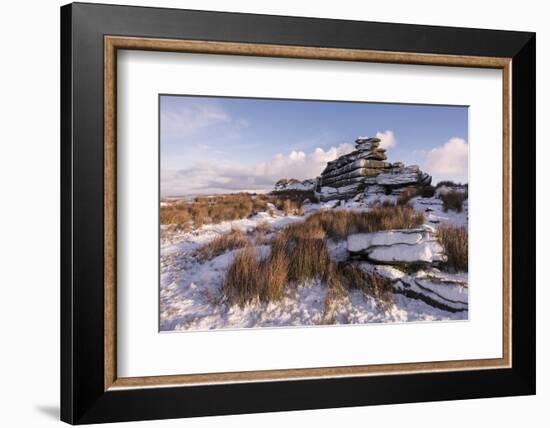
[104,36,512,391]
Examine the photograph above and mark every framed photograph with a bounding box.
[61,2,536,424]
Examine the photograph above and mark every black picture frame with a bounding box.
[61,2,535,424]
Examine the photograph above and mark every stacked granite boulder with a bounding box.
[317,136,432,202]
[273,178,317,193]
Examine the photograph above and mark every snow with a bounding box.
[274,178,317,192]
[436,185,467,196]
[347,226,446,264]
[160,193,469,332]
[347,230,423,252]
[416,278,468,304]
[367,241,446,264]
[409,196,468,228]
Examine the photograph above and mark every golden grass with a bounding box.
[440,191,466,213]
[223,244,290,307]
[253,220,272,245]
[255,220,271,234]
[282,199,292,216]
[160,193,271,227]
[438,225,468,272]
[223,220,331,306]
[223,245,260,305]
[326,262,349,299]
[271,221,330,283]
[322,262,347,324]
[330,262,394,306]
[305,204,424,240]
[259,249,289,302]
[277,198,305,216]
[397,187,417,205]
[324,261,394,316]
[161,192,309,227]
[160,205,192,226]
[197,228,249,260]
[289,238,330,283]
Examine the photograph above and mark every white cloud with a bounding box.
[161,143,354,196]
[424,137,468,183]
[161,103,231,138]
[376,130,397,149]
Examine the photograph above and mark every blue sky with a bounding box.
[160,95,468,196]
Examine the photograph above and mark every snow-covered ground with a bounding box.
[160,194,468,332]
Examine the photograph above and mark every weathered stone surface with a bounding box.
[326,148,388,170]
[368,242,445,264]
[356,142,381,152]
[274,177,317,192]
[419,174,432,186]
[348,230,423,252]
[394,271,468,312]
[322,168,384,186]
[357,263,468,312]
[375,166,424,186]
[356,136,381,144]
[322,159,391,179]
[318,182,367,201]
[364,185,387,197]
[359,151,388,161]
[347,227,446,265]
[320,176,367,189]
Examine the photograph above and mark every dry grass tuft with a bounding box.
[282,199,292,216]
[362,271,395,306]
[197,228,248,260]
[255,220,271,234]
[223,244,290,307]
[326,262,349,299]
[160,205,192,227]
[161,193,275,227]
[340,263,393,305]
[369,204,425,231]
[271,221,330,284]
[223,219,333,306]
[438,225,468,272]
[397,188,417,205]
[161,192,311,228]
[305,205,424,240]
[223,245,261,306]
[253,220,272,245]
[274,196,306,216]
[278,220,326,241]
[289,238,330,283]
[396,184,441,203]
[440,190,466,212]
[259,250,289,303]
[322,262,348,324]
[326,262,394,309]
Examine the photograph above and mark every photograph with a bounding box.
[53,2,537,425]
[159,95,469,331]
